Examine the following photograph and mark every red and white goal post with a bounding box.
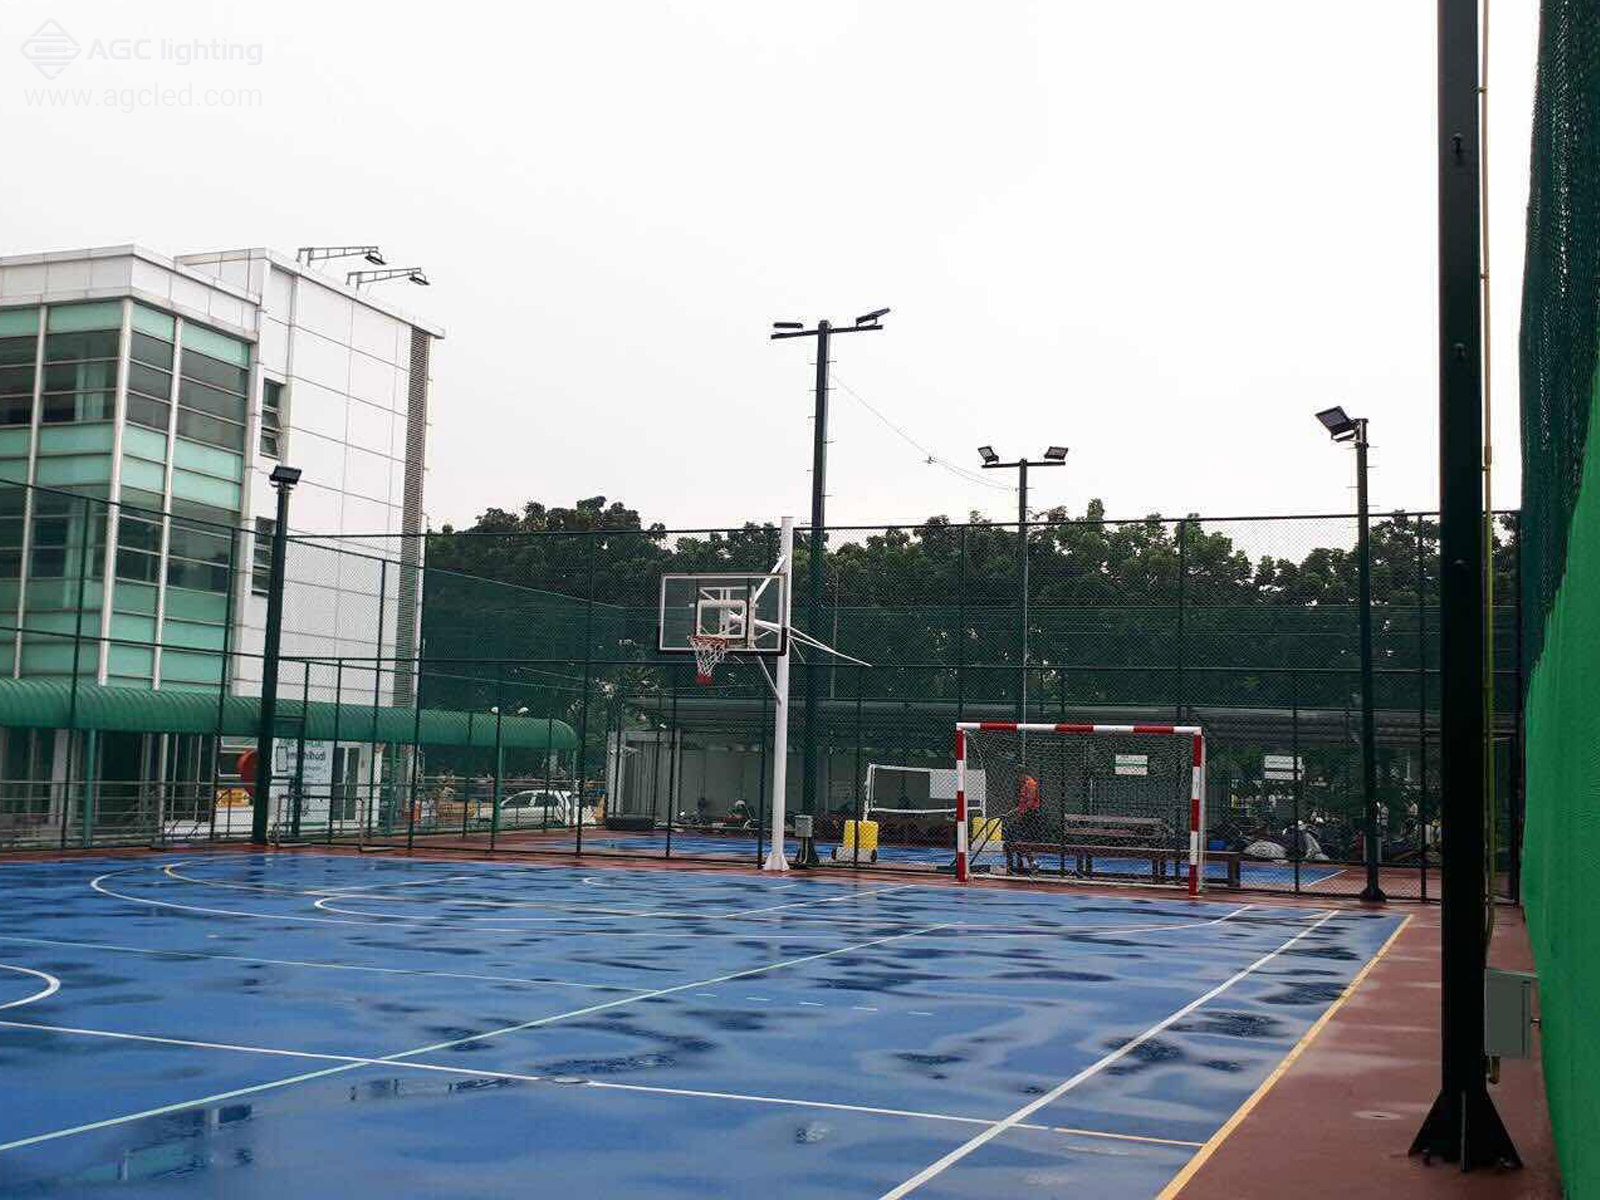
[953,722,1208,894]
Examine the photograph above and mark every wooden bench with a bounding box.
[1008,840,1243,889]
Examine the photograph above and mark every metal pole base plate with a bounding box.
[1410,1085,1522,1170]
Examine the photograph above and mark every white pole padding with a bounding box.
[762,516,795,872]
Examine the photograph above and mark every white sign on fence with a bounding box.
[1264,754,1305,782]
[1114,753,1149,777]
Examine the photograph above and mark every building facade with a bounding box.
[0,244,441,840]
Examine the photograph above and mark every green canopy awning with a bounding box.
[0,679,576,751]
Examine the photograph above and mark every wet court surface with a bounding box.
[0,852,1403,1198]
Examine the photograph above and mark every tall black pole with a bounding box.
[1017,459,1029,721]
[801,320,830,816]
[252,473,297,845]
[772,311,888,814]
[1410,0,1518,1169]
[1355,422,1386,902]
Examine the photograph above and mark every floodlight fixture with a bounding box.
[1044,445,1069,462]
[1316,406,1359,440]
[977,445,998,465]
[856,307,890,325]
[346,266,430,289]
[772,321,803,330]
[269,465,302,488]
[297,245,385,267]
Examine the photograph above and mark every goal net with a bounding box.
[955,722,1207,893]
[864,763,988,820]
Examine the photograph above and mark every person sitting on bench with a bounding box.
[1005,774,1045,875]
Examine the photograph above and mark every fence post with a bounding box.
[956,524,966,722]
[1417,518,1429,901]
[406,651,424,852]
[367,558,387,839]
[61,494,93,850]
[293,663,310,840]
[664,674,679,857]
[489,663,504,852]
[576,532,598,857]
[1176,517,1188,722]
[330,659,344,845]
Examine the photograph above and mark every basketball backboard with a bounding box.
[658,572,787,655]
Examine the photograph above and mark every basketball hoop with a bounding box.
[689,633,732,685]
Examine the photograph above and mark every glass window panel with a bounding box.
[131,305,175,341]
[175,408,245,451]
[260,379,283,459]
[178,378,246,421]
[30,547,66,578]
[168,521,231,565]
[118,513,163,554]
[46,301,122,333]
[128,361,172,399]
[0,336,37,368]
[44,361,118,393]
[0,308,40,337]
[41,392,114,424]
[43,329,120,362]
[119,485,164,512]
[131,332,174,370]
[253,517,274,596]
[0,397,32,425]
[170,497,235,526]
[165,555,228,593]
[179,323,249,367]
[179,350,248,396]
[116,546,161,583]
[125,394,170,433]
[0,365,34,395]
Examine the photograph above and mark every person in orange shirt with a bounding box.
[1005,773,1044,874]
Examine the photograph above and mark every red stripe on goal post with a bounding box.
[1188,732,1205,896]
[954,728,969,883]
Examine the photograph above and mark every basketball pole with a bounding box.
[763,516,795,872]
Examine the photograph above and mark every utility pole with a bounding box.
[978,446,1068,719]
[1410,0,1519,1170]
[771,308,888,814]
[252,465,301,845]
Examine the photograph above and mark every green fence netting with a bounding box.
[1519,1,1600,1194]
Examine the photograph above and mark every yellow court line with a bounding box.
[1155,914,1413,1199]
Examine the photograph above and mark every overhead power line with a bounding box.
[829,372,1014,494]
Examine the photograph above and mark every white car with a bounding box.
[473,789,593,830]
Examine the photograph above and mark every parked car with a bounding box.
[471,789,593,830]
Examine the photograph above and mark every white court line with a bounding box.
[0,964,60,1012]
[715,883,916,919]
[0,919,951,1154]
[0,935,644,994]
[0,1017,1204,1150]
[877,909,1342,1200]
[95,866,1276,943]
[160,859,1264,932]
[318,874,479,894]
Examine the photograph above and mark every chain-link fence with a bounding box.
[0,478,1520,901]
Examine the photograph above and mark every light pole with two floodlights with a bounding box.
[978,445,1068,721]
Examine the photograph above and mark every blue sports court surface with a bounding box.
[0,851,1402,1198]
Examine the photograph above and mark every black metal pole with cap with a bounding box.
[252,465,301,845]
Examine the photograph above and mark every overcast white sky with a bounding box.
[2,1,1539,532]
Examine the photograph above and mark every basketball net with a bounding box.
[689,633,731,685]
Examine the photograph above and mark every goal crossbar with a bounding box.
[953,721,1207,894]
